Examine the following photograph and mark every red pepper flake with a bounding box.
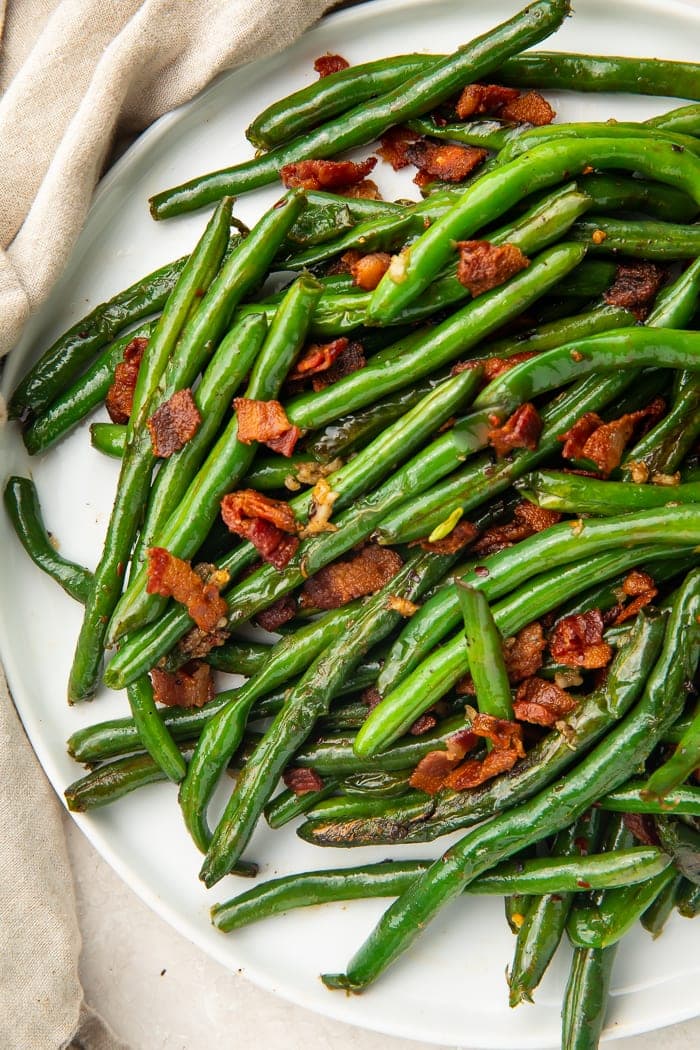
[105,336,148,424]
[234,397,301,457]
[456,241,530,297]
[151,660,214,708]
[221,489,299,570]
[283,767,325,795]
[487,403,542,458]
[313,53,350,78]
[147,388,201,458]
[549,609,613,670]
[146,548,228,632]
[280,157,376,192]
[513,676,577,727]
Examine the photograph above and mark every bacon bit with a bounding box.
[221,489,299,570]
[452,351,537,383]
[405,140,488,183]
[446,746,522,790]
[234,397,301,457]
[409,729,479,795]
[300,544,403,610]
[147,388,201,458]
[603,261,665,318]
[488,403,542,458]
[456,240,530,297]
[283,767,325,795]
[455,83,520,120]
[386,595,420,617]
[504,622,547,683]
[591,229,607,245]
[178,624,230,660]
[361,686,383,712]
[500,91,556,126]
[314,53,350,77]
[151,660,214,708]
[409,713,438,736]
[468,711,526,752]
[290,338,348,380]
[472,501,561,556]
[146,548,228,632]
[311,341,366,390]
[513,676,577,727]
[329,248,361,275]
[550,609,613,670]
[560,399,666,476]
[416,519,479,554]
[342,179,382,200]
[611,570,658,626]
[377,125,421,169]
[105,336,148,423]
[622,812,660,847]
[350,251,392,291]
[300,477,339,537]
[255,594,298,632]
[280,156,376,192]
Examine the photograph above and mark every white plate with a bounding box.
[2,0,699,1045]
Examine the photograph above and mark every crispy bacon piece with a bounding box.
[417,519,479,554]
[501,91,556,126]
[611,570,658,626]
[550,609,613,670]
[560,399,666,475]
[283,767,325,795]
[311,341,366,390]
[221,489,299,570]
[234,397,301,457]
[513,676,577,727]
[405,140,488,183]
[147,388,201,458]
[105,336,148,424]
[453,351,537,383]
[604,261,665,318]
[300,544,402,610]
[469,711,526,751]
[178,624,229,660]
[377,125,421,170]
[146,548,228,632]
[280,156,376,191]
[472,501,561,556]
[409,713,438,736]
[342,180,382,200]
[456,240,530,297]
[504,622,547,683]
[255,594,298,632]
[455,83,520,120]
[361,686,383,712]
[408,729,478,795]
[350,251,392,291]
[314,53,349,77]
[444,711,525,790]
[151,660,214,708]
[290,338,348,380]
[622,813,660,847]
[488,403,542,458]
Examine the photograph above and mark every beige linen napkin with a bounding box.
[0,3,342,1047]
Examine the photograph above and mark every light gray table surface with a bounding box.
[65,815,700,1050]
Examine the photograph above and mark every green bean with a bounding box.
[126,675,186,783]
[518,471,700,516]
[407,116,521,151]
[320,572,700,992]
[456,583,513,724]
[90,422,125,458]
[577,174,699,224]
[509,814,602,1007]
[69,198,235,702]
[340,770,413,800]
[655,815,700,885]
[647,103,700,136]
[204,640,274,676]
[200,551,447,885]
[300,612,665,848]
[571,215,700,259]
[108,272,318,639]
[553,261,616,300]
[567,865,676,950]
[368,137,700,324]
[644,701,700,801]
[496,124,700,167]
[677,878,700,917]
[3,477,91,603]
[9,256,187,422]
[150,0,571,218]
[22,322,154,454]
[497,51,700,101]
[264,781,339,830]
[210,847,669,933]
[623,374,700,479]
[641,875,684,939]
[286,242,586,429]
[561,945,617,1050]
[102,365,485,686]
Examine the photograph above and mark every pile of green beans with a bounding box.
[5,2,700,1046]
